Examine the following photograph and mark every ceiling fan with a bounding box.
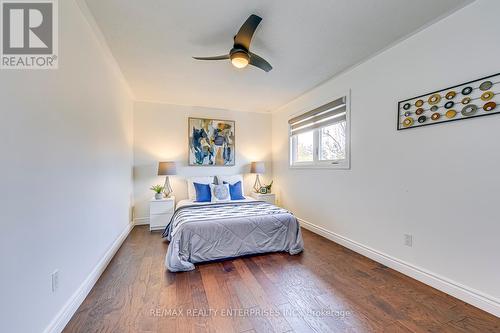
[193,14,272,72]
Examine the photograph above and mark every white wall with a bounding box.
[272,0,500,314]
[133,102,273,221]
[0,1,133,333]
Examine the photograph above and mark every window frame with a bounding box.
[289,91,351,170]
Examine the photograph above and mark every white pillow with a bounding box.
[187,176,214,200]
[216,174,245,195]
[209,183,231,202]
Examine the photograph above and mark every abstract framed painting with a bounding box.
[188,117,235,166]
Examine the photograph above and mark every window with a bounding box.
[289,95,350,169]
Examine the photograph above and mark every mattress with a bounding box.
[162,200,304,272]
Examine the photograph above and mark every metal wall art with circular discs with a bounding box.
[397,72,500,130]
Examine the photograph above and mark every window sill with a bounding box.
[289,162,350,170]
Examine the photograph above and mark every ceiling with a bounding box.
[85,0,471,113]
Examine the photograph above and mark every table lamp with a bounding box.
[158,161,176,197]
[250,161,265,193]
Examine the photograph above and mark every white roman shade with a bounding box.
[288,96,347,135]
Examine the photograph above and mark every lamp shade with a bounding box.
[250,161,265,174]
[158,161,177,175]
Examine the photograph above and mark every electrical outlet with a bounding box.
[404,234,413,247]
[51,270,59,293]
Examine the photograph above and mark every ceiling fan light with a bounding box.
[230,51,249,69]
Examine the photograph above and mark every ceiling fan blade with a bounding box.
[193,55,229,60]
[234,14,262,50]
[249,53,272,72]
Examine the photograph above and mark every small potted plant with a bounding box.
[259,180,273,194]
[150,185,164,200]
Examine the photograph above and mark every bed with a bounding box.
[162,196,304,272]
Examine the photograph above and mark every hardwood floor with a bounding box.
[63,226,499,333]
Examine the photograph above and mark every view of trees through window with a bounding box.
[320,121,346,160]
[296,130,313,161]
[294,120,346,163]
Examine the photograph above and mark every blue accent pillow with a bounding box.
[223,181,245,200]
[193,182,211,202]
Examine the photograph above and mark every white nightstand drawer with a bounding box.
[150,214,172,231]
[150,199,174,215]
[250,193,276,205]
[149,197,175,232]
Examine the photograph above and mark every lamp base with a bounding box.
[163,176,173,198]
[253,174,262,193]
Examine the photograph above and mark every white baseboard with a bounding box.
[298,218,500,318]
[134,217,149,225]
[43,222,134,333]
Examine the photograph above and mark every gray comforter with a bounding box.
[162,201,304,272]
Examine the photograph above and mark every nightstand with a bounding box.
[149,196,175,231]
[250,192,276,205]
